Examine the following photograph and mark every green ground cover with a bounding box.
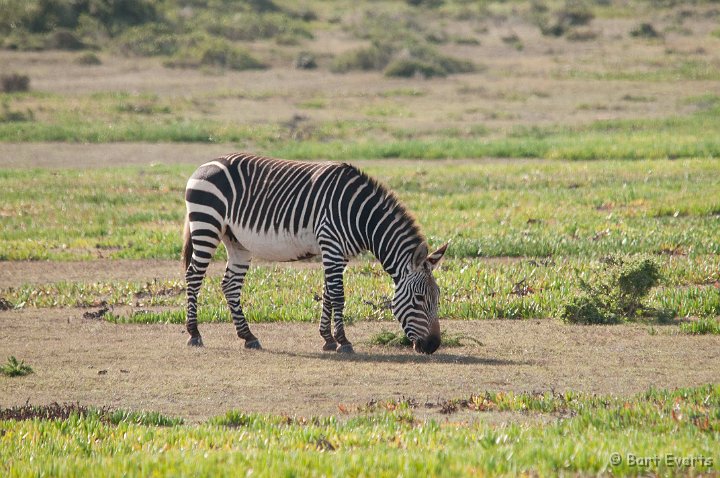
[2,159,719,262]
[1,384,717,477]
[1,159,718,323]
[2,91,720,160]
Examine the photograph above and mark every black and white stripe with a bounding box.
[182,153,447,354]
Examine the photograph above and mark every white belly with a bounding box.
[231,226,321,261]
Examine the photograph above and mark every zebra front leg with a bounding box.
[222,244,261,349]
[320,260,353,354]
[319,289,337,352]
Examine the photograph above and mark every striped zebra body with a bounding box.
[183,153,447,354]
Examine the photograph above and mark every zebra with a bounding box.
[182,153,448,354]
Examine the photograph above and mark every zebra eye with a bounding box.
[414,293,424,303]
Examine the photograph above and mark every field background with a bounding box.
[1,0,719,476]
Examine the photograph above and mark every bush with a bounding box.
[116,24,179,56]
[75,52,102,65]
[295,51,317,69]
[1,0,157,35]
[0,100,34,122]
[561,254,667,325]
[630,23,661,39]
[330,42,394,72]
[384,58,446,78]
[0,356,33,377]
[205,12,312,42]
[536,0,595,37]
[165,37,266,71]
[45,29,86,50]
[1,73,30,93]
[331,35,474,78]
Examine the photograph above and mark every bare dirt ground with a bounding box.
[1,307,717,423]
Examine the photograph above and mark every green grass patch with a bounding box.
[368,330,483,347]
[2,91,720,161]
[0,385,717,476]
[1,159,719,322]
[6,255,719,323]
[679,317,720,335]
[0,356,33,377]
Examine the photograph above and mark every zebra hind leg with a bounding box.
[222,241,261,350]
[184,225,222,347]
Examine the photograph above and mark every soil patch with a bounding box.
[1,309,717,423]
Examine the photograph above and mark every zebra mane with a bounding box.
[343,163,426,245]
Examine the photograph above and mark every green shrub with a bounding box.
[384,58,447,78]
[1,73,30,93]
[0,0,157,35]
[204,12,312,42]
[561,293,614,324]
[0,356,33,377]
[330,42,394,73]
[536,0,595,37]
[45,29,86,50]
[561,254,667,324]
[165,37,266,71]
[75,51,102,65]
[0,100,34,122]
[295,51,317,69]
[332,9,472,77]
[332,37,473,77]
[630,23,662,39]
[116,24,180,56]
[368,330,482,348]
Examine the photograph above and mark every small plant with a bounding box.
[368,330,482,348]
[680,318,720,335]
[535,0,594,37]
[0,356,33,377]
[631,23,661,39]
[561,254,669,324]
[75,52,102,65]
[295,51,317,69]
[1,73,30,93]
[0,101,34,123]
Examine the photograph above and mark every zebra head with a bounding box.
[393,242,448,354]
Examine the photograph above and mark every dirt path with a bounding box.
[1,309,717,422]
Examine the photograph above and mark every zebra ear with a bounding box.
[425,242,448,270]
[411,242,429,271]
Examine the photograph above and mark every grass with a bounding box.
[5,255,719,323]
[680,317,720,335]
[0,384,717,476]
[3,91,720,160]
[367,330,483,347]
[2,159,720,262]
[0,356,33,377]
[1,159,719,322]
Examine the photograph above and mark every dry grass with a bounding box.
[1,307,717,422]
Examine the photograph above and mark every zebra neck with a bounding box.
[369,233,424,285]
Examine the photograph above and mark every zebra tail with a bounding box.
[182,214,193,272]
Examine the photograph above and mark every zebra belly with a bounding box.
[230,226,321,261]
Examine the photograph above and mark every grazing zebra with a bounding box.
[182,153,448,354]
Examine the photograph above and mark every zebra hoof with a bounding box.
[245,339,262,350]
[336,343,354,354]
[187,336,204,347]
[322,341,338,352]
